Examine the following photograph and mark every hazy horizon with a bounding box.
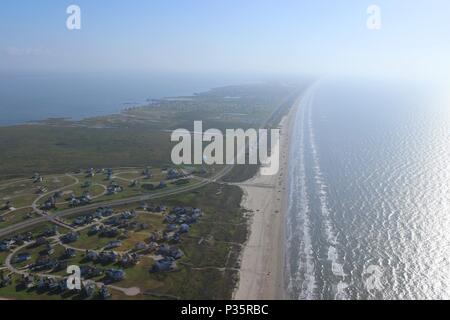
[1,0,449,84]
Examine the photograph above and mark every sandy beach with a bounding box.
[233,100,298,300]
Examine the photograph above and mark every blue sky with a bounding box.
[1,0,449,80]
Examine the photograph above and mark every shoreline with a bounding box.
[233,98,299,300]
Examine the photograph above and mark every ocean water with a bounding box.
[0,72,243,126]
[285,79,450,300]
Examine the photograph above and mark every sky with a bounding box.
[1,0,450,81]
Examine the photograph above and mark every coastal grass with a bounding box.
[0,125,173,179]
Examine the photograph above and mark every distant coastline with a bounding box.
[0,72,245,126]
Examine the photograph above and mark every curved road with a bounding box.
[0,165,234,238]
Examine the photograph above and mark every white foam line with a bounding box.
[305,85,348,299]
[292,99,317,299]
[286,91,320,300]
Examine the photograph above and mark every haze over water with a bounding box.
[0,72,246,125]
[286,79,450,299]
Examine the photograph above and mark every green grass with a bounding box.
[0,209,38,228]
[0,126,173,179]
[69,229,114,251]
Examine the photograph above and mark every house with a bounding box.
[99,250,119,264]
[73,217,86,226]
[53,261,68,272]
[148,242,159,252]
[179,224,190,234]
[36,186,48,194]
[0,274,12,288]
[22,232,33,242]
[169,248,184,260]
[95,206,114,218]
[37,277,48,290]
[134,242,147,251]
[14,252,31,263]
[88,225,101,235]
[42,226,58,237]
[32,173,43,183]
[47,278,59,291]
[142,167,152,179]
[85,250,99,261]
[130,180,139,187]
[99,285,111,299]
[83,281,96,297]
[105,240,122,250]
[107,182,123,195]
[37,276,58,291]
[166,224,177,232]
[35,237,48,246]
[157,181,167,189]
[121,210,136,219]
[139,202,148,210]
[80,265,104,278]
[0,242,11,252]
[63,248,76,258]
[60,232,79,244]
[106,268,125,281]
[157,244,171,256]
[58,278,70,292]
[172,233,181,243]
[21,274,35,289]
[155,205,166,213]
[41,244,54,256]
[33,255,53,271]
[149,232,162,242]
[73,214,93,226]
[99,227,120,238]
[68,193,91,207]
[41,196,56,210]
[12,234,25,245]
[69,197,81,207]
[120,253,139,267]
[150,258,177,273]
[166,168,181,180]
